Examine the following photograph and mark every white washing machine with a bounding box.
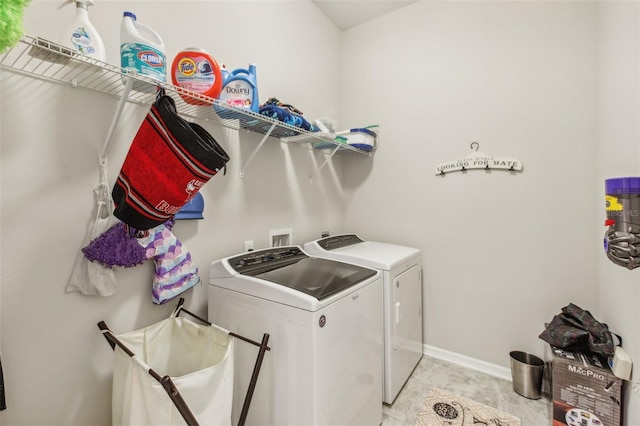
[304,234,423,404]
[208,246,383,426]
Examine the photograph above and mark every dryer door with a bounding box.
[393,265,422,350]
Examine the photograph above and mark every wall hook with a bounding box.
[434,142,522,175]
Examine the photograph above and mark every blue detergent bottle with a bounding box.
[217,63,259,113]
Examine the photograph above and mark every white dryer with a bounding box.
[304,234,423,404]
[209,246,383,426]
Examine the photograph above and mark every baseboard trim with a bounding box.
[423,344,512,382]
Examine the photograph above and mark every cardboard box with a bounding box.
[547,345,622,426]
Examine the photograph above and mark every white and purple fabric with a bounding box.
[82,219,199,304]
[137,220,200,304]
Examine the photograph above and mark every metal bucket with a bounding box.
[510,351,544,399]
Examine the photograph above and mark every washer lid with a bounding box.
[216,246,377,300]
[304,235,420,270]
[252,256,376,300]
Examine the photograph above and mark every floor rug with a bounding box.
[415,387,521,426]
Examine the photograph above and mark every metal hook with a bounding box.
[470,142,479,152]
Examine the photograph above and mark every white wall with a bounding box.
[341,0,600,364]
[596,2,640,424]
[340,0,640,422]
[0,1,343,424]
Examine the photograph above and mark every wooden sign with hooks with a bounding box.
[434,142,523,175]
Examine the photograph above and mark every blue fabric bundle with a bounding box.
[259,98,317,131]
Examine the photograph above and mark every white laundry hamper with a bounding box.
[99,298,270,426]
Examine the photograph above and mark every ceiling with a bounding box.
[311,0,417,30]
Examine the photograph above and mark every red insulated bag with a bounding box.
[112,89,229,230]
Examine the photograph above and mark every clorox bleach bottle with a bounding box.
[60,0,106,62]
[120,11,166,92]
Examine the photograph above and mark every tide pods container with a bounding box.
[171,48,223,105]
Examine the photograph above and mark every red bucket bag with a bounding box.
[112,89,229,230]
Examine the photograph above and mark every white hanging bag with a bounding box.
[65,162,119,296]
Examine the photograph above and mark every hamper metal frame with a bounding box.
[98,297,271,426]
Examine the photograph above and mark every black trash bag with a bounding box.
[539,303,618,357]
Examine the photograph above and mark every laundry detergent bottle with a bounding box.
[120,11,166,92]
[60,0,106,61]
[171,48,222,105]
[218,63,259,112]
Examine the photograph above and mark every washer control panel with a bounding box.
[229,247,307,274]
[317,234,364,251]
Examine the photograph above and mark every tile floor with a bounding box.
[382,355,551,425]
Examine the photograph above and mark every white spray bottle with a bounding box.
[60,0,106,62]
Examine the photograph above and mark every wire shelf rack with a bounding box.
[0,35,371,156]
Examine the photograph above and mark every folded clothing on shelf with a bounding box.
[259,98,317,131]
